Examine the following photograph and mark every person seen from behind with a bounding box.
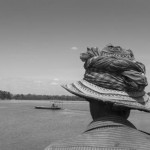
[45,44,150,150]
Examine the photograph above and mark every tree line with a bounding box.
[0,90,84,101]
[1,90,150,101]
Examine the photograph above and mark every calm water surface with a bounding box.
[0,100,150,150]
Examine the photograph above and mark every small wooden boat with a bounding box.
[35,102,63,110]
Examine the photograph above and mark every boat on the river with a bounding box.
[35,101,63,110]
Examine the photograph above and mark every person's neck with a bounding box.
[92,114,128,122]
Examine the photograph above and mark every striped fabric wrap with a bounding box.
[80,45,148,92]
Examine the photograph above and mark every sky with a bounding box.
[0,0,150,95]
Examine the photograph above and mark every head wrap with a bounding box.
[80,44,148,92]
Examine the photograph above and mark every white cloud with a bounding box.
[51,78,60,85]
[71,47,78,50]
[51,82,59,85]
[53,78,59,81]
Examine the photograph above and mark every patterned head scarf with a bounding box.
[80,44,148,93]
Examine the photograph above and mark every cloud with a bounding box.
[51,82,59,85]
[53,78,59,81]
[71,47,78,50]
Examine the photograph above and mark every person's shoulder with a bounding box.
[44,134,84,150]
[44,132,102,150]
[44,128,150,150]
[138,130,150,141]
[139,130,150,136]
[126,128,150,149]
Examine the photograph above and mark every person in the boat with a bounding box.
[52,103,55,108]
[45,45,150,150]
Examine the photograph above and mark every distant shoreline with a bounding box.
[0,99,85,101]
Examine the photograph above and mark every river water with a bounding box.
[0,100,150,150]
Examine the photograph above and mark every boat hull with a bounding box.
[35,106,62,110]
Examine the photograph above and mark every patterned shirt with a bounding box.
[45,115,150,150]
